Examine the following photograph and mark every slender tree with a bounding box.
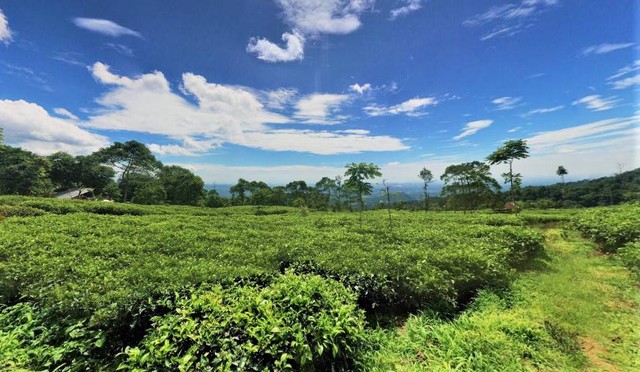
[230,178,250,205]
[382,179,393,229]
[344,162,382,212]
[556,165,568,184]
[486,139,529,205]
[418,167,434,212]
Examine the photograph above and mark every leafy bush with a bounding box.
[121,273,367,371]
[0,205,47,218]
[573,203,640,252]
[618,241,640,280]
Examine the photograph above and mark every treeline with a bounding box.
[3,133,633,211]
[0,140,208,206]
[0,137,530,211]
[519,168,640,208]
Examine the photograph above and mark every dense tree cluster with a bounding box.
[0,140,206,206]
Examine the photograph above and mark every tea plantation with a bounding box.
[0,197,638,370]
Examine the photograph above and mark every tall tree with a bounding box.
[0,146,53,196]
[344,162,382,212]
[440,161,501,212]
[158,165,205,205]
[285,180,309,206]
[315,176,337,209]
[230,178,250,205]
[556,165,568,184]
[47,152,79,189]
[93,141,161,202]
[418,167,434,212]
[486,139,529,204]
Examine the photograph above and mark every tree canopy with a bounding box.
[441,161,500,211]
[486,139,529,204]
[344,162,382,211]
[93,141,162,202]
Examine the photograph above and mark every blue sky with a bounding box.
[0,0,638,185]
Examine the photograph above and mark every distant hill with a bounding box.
[519,168,640,208]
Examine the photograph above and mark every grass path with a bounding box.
[367,228,640,371]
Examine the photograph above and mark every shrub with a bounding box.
[573,203,640,252]
[121,272,367,371]
[618,241,640,280]
[0,205,47,218]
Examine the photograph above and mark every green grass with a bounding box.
[365,228,640,371]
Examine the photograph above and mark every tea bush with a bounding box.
[121,272,367,371]
[573,203,640,252]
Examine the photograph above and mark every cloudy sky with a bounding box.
[0,0,638,185]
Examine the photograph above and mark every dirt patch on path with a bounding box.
[581,337,618,371]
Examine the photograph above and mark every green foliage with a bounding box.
[93,141,162,202]
[572,203,640,252]
[131,182,166,205]
[344,162,382,211]
[619,241,640,280]
[440,161,501,211]
[0,145,53,196]
[0,205,47,217]
[418,167,433,212]
[158,165,205,205]
[0,198,550,369]
[521,168,640,208]
[367,292,581,371]
[487,139,530,203]
[122,273,367,371]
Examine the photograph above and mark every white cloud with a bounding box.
[80,62,408,155]
[521,105,564,117]
[607,60,640,89]
[246,30,305,62]
[349,82,372,94]
[582,43,634,56]
[275,0,373,35]
[72,18,142,38]
[608,60,640,80]
[464,0,559,40]
[390,0,424,20]
[53,108,79,120]
[453,120,493,140]
[492,96,522,110]
[104,43,134,56]
[572,95,618,112]
[610,75,640,90]
[233,129,408,155]
[0,7,12,44]
[3,63,409,156]
[508,126,522,133]
[173,163,345,185]
[148,138,221,156]
[526,116,639,155]
[293,93,351,124]
[0,99,109,155]
[262,88,298,110]
[364,97,437,117]
[248,0,373,62]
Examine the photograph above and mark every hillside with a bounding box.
[520,168,640,208]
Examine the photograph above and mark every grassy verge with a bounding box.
[366,228,640,371]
